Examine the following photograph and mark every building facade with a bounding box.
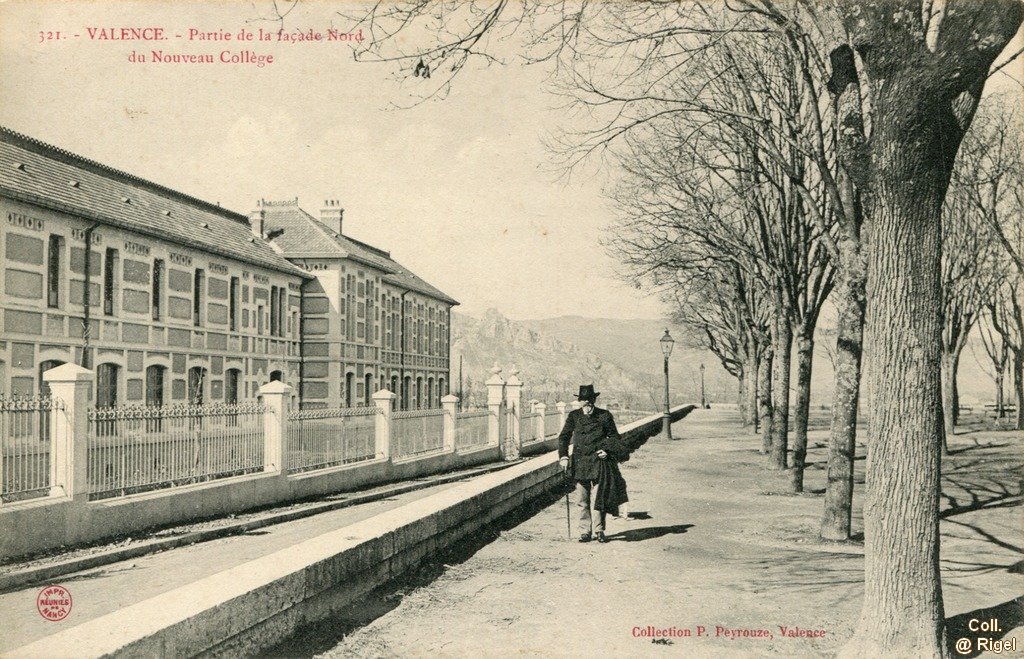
[258,199,457,410]
[0,128,307,406]
[0,129,457,411]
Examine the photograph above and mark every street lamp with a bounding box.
[660,329,675,440]
[700,363,706,409]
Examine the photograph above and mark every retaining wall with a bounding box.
[12,405,693,658]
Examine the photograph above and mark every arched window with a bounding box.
[345,372,354,407]
[270,370,282,383]
[415,377,423,410]
[146,365,166,407]
[427,377,434,408]
[364,373,373,406]
[145,365,166,431]
[96,363,119,409]
[225,369,241,404]
[187,367,206,405]
[403,376,411,411]
[38,360,65,441]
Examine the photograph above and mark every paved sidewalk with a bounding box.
[303,409,1023,658]
[0,471,488,653]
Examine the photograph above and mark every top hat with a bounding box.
[576,384,599,402]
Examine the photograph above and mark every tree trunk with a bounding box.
[758,347,773,454]
[790,332,814,492]
[1014,349,1024,431]
[845,120,946,658]
[940,345,963,444]
[821,250,866,540]
[768,300,791,470]
[746,352,759,430]
[994,363,1004,418]
[737,370,749,425]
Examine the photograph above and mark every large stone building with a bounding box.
[0,127,456,409]
[257,199,458,410]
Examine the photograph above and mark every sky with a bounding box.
[0,0,666,321]
[1,2,1021,324]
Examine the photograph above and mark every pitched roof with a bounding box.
[260,200,459,305]
[0,127,309,278]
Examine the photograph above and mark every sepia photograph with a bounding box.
[0,1,1021,657]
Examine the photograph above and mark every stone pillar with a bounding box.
[535,402,547,440]
[44,363,92,501]
[504,366,523,460]
[485,364,506,451]
[258,380,292,473]
[373,389,396,461]
[557,401,567,430]
[441,393,459,453]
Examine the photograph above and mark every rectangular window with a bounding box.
[47,235,63,308]
[103,247,118,316]
[152,259,164,320]
[257,304,265,334]
[270,285,280,336]
[279,288,287,338]
[193,269,205,326]
[229,276,239,331]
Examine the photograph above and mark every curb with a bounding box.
[0,461,516,594]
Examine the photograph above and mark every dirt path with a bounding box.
[307,408,1022,658]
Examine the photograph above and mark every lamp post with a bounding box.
[700,363,706,409]
[660,329,675,440]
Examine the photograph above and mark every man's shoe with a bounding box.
[596,532,607,543]
[578,534,592,543]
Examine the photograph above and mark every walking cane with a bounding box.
[565,489,572,540]
[563,469,572,541]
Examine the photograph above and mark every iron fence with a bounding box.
[520,403,542,444]
[391,409,445,458]
[1,395,63,503]
[86,402,267,500]
[544,410,563,437]
[455,409,490,450]
[287,406,379,472]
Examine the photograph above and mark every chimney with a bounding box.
[248,199,265,239]
[320,199,344,235]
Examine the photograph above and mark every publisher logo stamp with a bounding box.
[36,585,72,621]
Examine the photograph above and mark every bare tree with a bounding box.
[939,179,1004,443]
[342,1,1024,653]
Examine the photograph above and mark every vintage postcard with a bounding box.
[0,1,1021,657]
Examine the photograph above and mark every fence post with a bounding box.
[535,402,547,440]
[557,401,567,429]
[485,364,505,451]
[504,366,523,460]
[44,363,92,501]
[373,389,396,461]
[258,380,292,474]
[441,394,458,452]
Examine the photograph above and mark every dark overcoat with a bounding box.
[557,406,623,482]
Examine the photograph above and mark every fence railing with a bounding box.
[521,406,542,444]
[455,409,490,450]
[287,407,379,473]
[4,365,591,506]
[1,395,63,503]
[544,410,563,438]
[392,409,445,459]
[86,403,268,500]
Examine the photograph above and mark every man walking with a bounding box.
[558,384,628,543]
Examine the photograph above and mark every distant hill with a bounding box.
[451,310,719,409]
[452,311,1005,412]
